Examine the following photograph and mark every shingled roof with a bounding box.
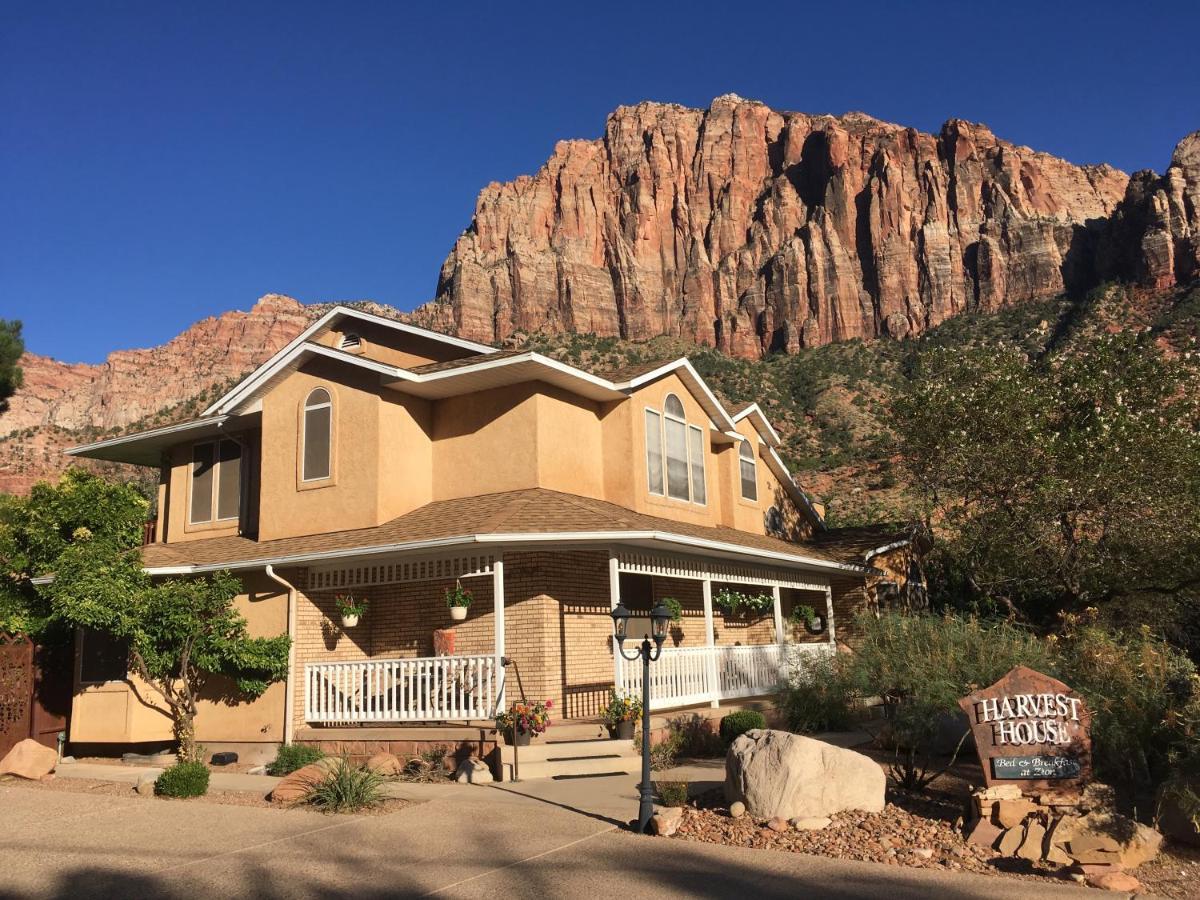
[140,488,861,573]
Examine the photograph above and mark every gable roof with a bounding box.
[138,487,866,576]
[730,401,783,448]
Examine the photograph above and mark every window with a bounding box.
[79,629,128,683]
[739,441,758,501]
[189,438,242,524]
[303,388,333,481]
[645,394,706,504]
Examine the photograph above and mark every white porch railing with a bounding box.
[616,642,832,711]
[305,654,498,724]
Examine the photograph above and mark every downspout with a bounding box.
[264,564,298,746]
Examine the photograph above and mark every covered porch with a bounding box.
[296,544,838,729]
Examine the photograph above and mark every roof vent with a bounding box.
[339,332,362,351]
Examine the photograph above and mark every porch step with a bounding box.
[499,738,636,764]
[501,752,643,782]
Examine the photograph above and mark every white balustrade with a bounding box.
[304,654,497,724]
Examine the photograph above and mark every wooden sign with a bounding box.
[958,665,1092,793]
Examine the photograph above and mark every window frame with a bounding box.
[187,437,242,526]
[739,439,759,502]
[643,393,707,507]
[77,628,129,686]
[301,387,334,484]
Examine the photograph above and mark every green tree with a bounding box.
[45,537,289,761]
[895,332,1200,626]
[0,319,23,411]
[0,468,148,637]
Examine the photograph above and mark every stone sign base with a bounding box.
[966,783,1162,873]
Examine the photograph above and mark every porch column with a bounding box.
[608,550,622,689]
[824,582,836,648]
[771,585,784,646]
[702,577,719,707]
[493,557,506,712]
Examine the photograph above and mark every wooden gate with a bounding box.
[0,633,33,758]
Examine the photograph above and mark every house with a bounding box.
[64,307,902,769]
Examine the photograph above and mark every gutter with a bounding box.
[263,564,298,747]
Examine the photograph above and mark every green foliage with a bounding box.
[0,319,23,412]
[895,330,1200,625]
[712,588,772,616]
[718,710,766,744]
[444,581,472,608]
[0,468,149,639]
[600,688,642,725]
[305,759,385,812]
[334,593,368,618]
[154,760,210,798]
[660,596,682,621]
[45,533,290,761]
[781,652,857,734]
[655,780,690,807]
[267,744,326,776]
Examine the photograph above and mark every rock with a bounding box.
[965,817,1002,849]
[1079,783,1118,815]
[1065,813,1162,868]
[269,762,330,804]
[728,801,746,818]
[1084,871,1142,892]
[766,817,789,833]
[424,97,1132,360]
[1017,819,1046,861]
[134,774,156,796]
[454,758,494,784]
[247,765,267,776]
[655,806,684,824]
[977,784,1024,801]
[1157,782,1200,846]
[790,816,832,831]
[366,752,403,776]
[994,798,1037,828]
[725,730,885,821]
[0,739,58,780]
[997,826,1024,857]
[649,811,680,836]
[912,848,934,860]
[58,756,76,765]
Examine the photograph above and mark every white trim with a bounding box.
[493,558,506,712]
[301,387,334,483]
[613,358,737,432]
[730,402,782,448]
[865,539,910,561]
[66,416,234,458]
[762,445,825,531]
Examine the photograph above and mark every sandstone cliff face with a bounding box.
[424,95,1133,356]
[0,295,313,493]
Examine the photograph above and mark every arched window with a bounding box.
[739,441,758,501]
[645,393,706,504]
[303,388,332,481]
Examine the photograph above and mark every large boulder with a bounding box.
[725,729,885,821]
[269,761,335,804]
[0,739,58,780]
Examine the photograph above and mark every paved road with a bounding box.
[1,781,1119,899]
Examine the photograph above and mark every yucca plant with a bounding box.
[304,759,385,813]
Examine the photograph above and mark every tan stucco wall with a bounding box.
[431,383,539,499]
[377,392,434,523]
[162,432,255,544]
[69,573,289,746]
[535,386,605,499]
[314,319,477,369]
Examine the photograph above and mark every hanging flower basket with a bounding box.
[335,593,367,628]
[713,588,772,618]
[445,580,472,622]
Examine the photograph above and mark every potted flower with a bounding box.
[445,580,472,621]
[495,699,552,746]
[335,593,367,628]
[790,602,826,635]
[600,688,642,740]
[713,588,772,617]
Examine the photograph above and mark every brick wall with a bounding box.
[829,574,870,647]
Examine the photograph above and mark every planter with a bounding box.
[507,726,532,747]
[340,614,360,628]
[607,719,635,741]
[448,606,468,622]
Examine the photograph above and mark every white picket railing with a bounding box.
[305,654,498,723]
[616,642,830,710]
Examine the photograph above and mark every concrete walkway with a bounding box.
[1,779,1122,899]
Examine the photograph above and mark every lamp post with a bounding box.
[611,598,671,834]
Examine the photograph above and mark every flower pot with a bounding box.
[449,606,468,621]
[507,726,531,747]
[340,614,359,628]
[608,719,635,741]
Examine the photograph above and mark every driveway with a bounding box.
[1,781,1118,899]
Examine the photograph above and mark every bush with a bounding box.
[656,780,690,807]
[781,652,857,734]
[267,744,326,776]
[719,710,766,744]
[305,760,385,812]
[155,760,210,798]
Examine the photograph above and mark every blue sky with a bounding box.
[2,0,1197,363]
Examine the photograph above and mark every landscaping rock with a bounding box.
[994,798,1037,828]
[649,808,683,837]
[1079,783,1118,815]
[965,817,1002,849]
[1085,871,1142,892]
[790,816,832,831]
[1065,813,1161,868]
[997,825,1024,856]
[725,730,884,821]
[0,739,57,780]
[1017,820,1046,861]
[1156,781,1200,847]
[366,752,403,776]
[269,762,329,804]
[766,817,789,833]
[912,847,934,860]
[134,774,157,796]
[454,758,493,784]
[728,801,745,818]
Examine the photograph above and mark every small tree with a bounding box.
[46,537,289,761]
[0,318,23,412]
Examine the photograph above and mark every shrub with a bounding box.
[656,780,690,807]
[719,710,766,744]
[781,652,857,734]
[267,744,326,776]
[155,760,210,798]
[305,760,385,812]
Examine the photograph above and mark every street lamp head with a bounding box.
[610,601,631,648]
[649,600,671,648]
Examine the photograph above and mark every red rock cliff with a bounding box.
[422,95,1133,356]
